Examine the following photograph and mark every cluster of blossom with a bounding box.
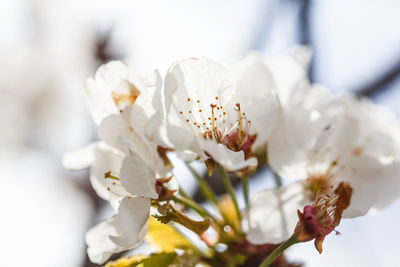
[64,47,400,266]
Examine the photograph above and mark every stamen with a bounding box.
[178,95,254,155]
[104,171,120,181]
[235,103,243,142]
[211,104,217,139]
[324,160,338,176]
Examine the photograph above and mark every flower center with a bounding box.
[295,182,353,253]
[310,182,353,232]
[178,97,255,154]
[304,160,338,197]
[111,80,141,109]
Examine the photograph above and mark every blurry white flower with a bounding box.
[64,61,176,264]
[84,61,151,126]
[162,57,282,171]
[244,46,312,109]
[63,140,157,264]
[64,60,171,203]
[244,95,400,247]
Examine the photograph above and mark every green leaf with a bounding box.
[105,255,147,267]
[105,253,176,267]
[146,217,197,253]
[138,252,177,267]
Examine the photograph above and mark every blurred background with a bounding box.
[1,0,400,266]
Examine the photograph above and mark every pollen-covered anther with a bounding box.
[304,160,338,197]
[104,171,120,181]
[178,96,255,155]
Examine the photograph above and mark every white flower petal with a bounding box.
[109,196,151,247]
[165,57,236,115]
[86,217,125,265]
[341,159,400,217]
[231,53,276,99]
[268,113,329,179]
[119,154,158,199]
[231,54,283,147]
[90,142,128,208]
[118,136,170,178]
[62,142,97,170]
[288,45,312,69]
[84,76,118,126]
[86,196,150,264]
[166,124,200,155]
[243,182,309,244]
[243,95,282,148]
[263,51,309,107]
[98,111,130,153]
[84,61,146,126]
[200,139,257,172]
[268,86,335,179]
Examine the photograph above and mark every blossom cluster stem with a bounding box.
[216,165,241,221]
[273,171,282,187]
[178,187,191,199]
[242,176,250,209]
[258,234,298,267]
[185,162,218,205]
[171,195,223,228]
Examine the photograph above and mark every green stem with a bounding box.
[185,162,218,205]
[171,195,223,228]
[171,195,209,218]
[259,234,298,267]
[273,171,282,187]
[216,165,241,221]
[242,176,250,210]
[178,187,190,199]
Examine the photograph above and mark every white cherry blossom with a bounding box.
[63,140,155,264]
[84,61,148,126]
[64,61,175,264]
[64,61,171,206]
[244,95,400,245]
[162,57,282,171]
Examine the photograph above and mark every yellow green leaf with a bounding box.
[105,254,147,267]
[217,194,240,232]
[105,252,177,267]
[137,252,177,267]
[146,217,197,253]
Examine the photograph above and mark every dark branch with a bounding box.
[356,58,400,97]
[298,0,314,82]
